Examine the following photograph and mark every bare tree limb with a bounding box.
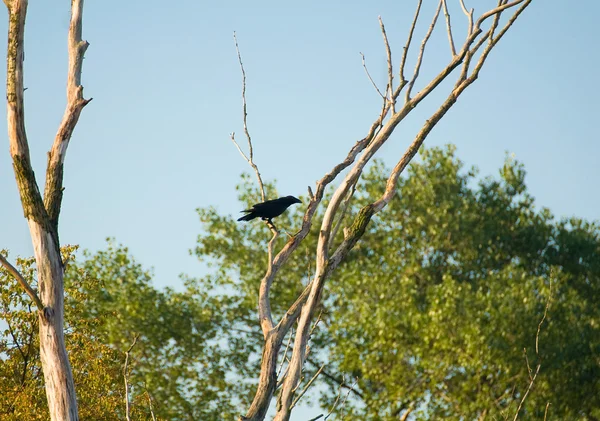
[459,0,474,36]
[405,0,443,102]
[44,0,91,234]
[378,17,394,112]
[231,32,265,202]
[442,0,457,56]
[0,253,43,310]
[399,0,422,86]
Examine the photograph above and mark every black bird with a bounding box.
[237,195,302,223]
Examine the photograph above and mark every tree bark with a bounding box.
[3,0,90,419]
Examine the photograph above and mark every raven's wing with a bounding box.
[248,198,281,212]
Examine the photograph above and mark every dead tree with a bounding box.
[0,0,90,420]
[231,1,534,420]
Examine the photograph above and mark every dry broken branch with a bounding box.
[0,253,43,310]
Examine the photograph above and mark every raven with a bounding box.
[237,195,301,223]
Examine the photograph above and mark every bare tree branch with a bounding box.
[378,16,394,111]
[44,0,91,234]
[442,0,457,56]
[399,0,422,86]
[0,253,43,310]
[459,0,474,36]
[405,0,443,102]
[231,32,265,202]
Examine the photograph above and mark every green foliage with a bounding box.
[1,246,125,420]
[1,244,239,420]
[2,146,598,420]
[194,146,600,420]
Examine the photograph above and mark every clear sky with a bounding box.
[0,1,598,416]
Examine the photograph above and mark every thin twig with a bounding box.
[512,362,540,421]
[0,253,43,311]
[336,377,359,418]
[324,375,345,420]
[360,53,385,99]
[277,327,294,380]
[512,288,551,421]
[536,297,550,355]
[442,0,457,56]
[459,0,474,35]
[543,402,550,421]
[232,32,265,202]
[378,16,394,112]
[147,393,157,421]
[405,0,443,102]
[290,364,325,409]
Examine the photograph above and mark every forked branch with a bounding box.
[44,0,91,232]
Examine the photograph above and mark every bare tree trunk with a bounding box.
[2,0,90,420]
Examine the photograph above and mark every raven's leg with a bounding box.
[264,218,278,233]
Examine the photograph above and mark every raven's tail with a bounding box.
[237,212,256,222]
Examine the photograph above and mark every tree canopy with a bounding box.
[2,146,598,420]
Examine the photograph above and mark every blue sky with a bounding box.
[0,0,598,418]
[4,0,598,288]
